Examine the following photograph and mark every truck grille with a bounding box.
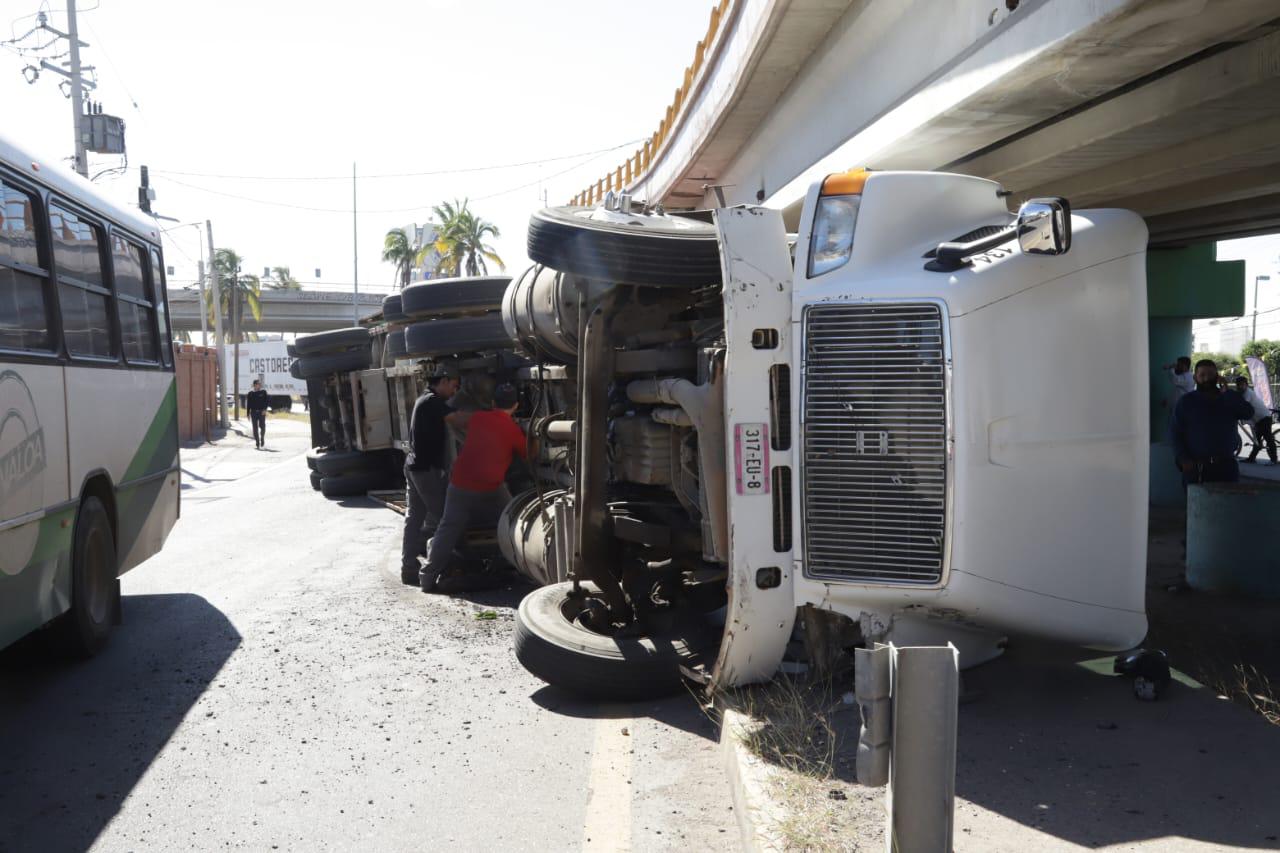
[802,303,948,584]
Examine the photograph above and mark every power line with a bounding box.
[152,144,620,213]
[147,140,643,182]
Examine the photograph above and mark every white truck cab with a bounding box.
[709,169,1148,687]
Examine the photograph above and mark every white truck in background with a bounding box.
[225,340,306,411]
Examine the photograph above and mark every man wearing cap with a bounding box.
[400,365,464,585]
[420,384,527,592]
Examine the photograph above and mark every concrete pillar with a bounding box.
[1146,243,1245,507]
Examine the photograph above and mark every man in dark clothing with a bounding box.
[400,366,462,585]
[421,384,526,592]
[246,380,270,450]
[1170,359,1254,486]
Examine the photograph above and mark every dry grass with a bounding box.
[716,677,883,853]
[732,675,840,779]
[1211,663,1280,726]
[268,410,312,423]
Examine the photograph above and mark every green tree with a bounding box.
[266,265,301,290]
[382,227,426,290]
[431,199,505,277]
[205,248,263,342]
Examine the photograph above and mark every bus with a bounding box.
[1,133,179,656]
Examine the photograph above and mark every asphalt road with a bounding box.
[0,419,737,852]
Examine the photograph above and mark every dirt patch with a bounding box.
[722,678,883,852]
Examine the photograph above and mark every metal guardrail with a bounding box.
[570,0,735,207]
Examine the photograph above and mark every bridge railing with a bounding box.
[570,0,735,207]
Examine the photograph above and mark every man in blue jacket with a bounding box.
[1169,359,1254,486]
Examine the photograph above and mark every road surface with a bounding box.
[0,419,737,852]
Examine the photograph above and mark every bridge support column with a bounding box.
[1146,243,1244,507]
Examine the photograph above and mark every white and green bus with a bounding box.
[1,134,179,656]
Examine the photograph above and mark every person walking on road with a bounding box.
[401,366,465,585]
[1170,360,1254,486]
[421,384,526,592]
[246,380,270,450]
[1235,376,1278,466]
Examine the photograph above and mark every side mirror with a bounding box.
[1017,197,1071,256]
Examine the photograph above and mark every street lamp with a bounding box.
[1253,274,1271,342]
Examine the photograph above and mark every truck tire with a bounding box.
[309,469,323,491]
[527,206,721,288]
[293,327,370,356]
[292,348,371,380]
[57,496,118,657]
[383,294,406,323]
[320,471,391,498]
[513,582,718,700]
[386,330,407,359]
[403,315,511,358]
[305,447,327,471]
[401,276,511,319]
[314,448,399,477]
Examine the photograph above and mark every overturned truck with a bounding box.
[502,169,1150,699]
[299,168,1151,700]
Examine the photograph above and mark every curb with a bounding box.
[718,701,788,853]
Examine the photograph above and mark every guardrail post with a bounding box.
[855,642,959,853]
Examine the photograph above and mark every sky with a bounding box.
[1,0,720,297]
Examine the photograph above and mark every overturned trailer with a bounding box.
[501,169,1150,698]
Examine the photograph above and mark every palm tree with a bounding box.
[382,227,422,290]
[266,266,301,290]
[206,248,263,342]
[431,199,505,277]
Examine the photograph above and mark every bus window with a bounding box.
[50,204,115,359]
[112,235,158,363]
[149,249,173,366]
[0,180,53,351]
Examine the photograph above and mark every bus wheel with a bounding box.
[514,581,717,700]
[58,496,118,658]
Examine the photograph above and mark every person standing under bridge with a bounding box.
[1170,360,1254,486]
[401,366,463,585]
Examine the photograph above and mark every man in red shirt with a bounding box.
[421,384,527,592]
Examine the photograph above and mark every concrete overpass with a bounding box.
[167,288,383,334]
[576,0,1280,245]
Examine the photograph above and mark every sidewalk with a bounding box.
[180,415,312,493]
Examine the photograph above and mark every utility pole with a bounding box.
[197,258,208,346]
[207,220,227,429]
[352,162,359,326]
[66,0,88,177]
[1252,275,1271,342]
[233,263,241,421]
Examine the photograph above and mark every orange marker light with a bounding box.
[820,168,869,197]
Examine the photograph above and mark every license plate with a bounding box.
[734,422,770,495]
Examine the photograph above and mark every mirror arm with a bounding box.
[925,225,1017,273]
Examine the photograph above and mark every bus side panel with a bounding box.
[65,367,179,575]
[0,364,72,650]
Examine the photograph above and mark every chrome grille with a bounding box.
[802,303,948,584]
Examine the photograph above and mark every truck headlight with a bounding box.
[807,195,860,277]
